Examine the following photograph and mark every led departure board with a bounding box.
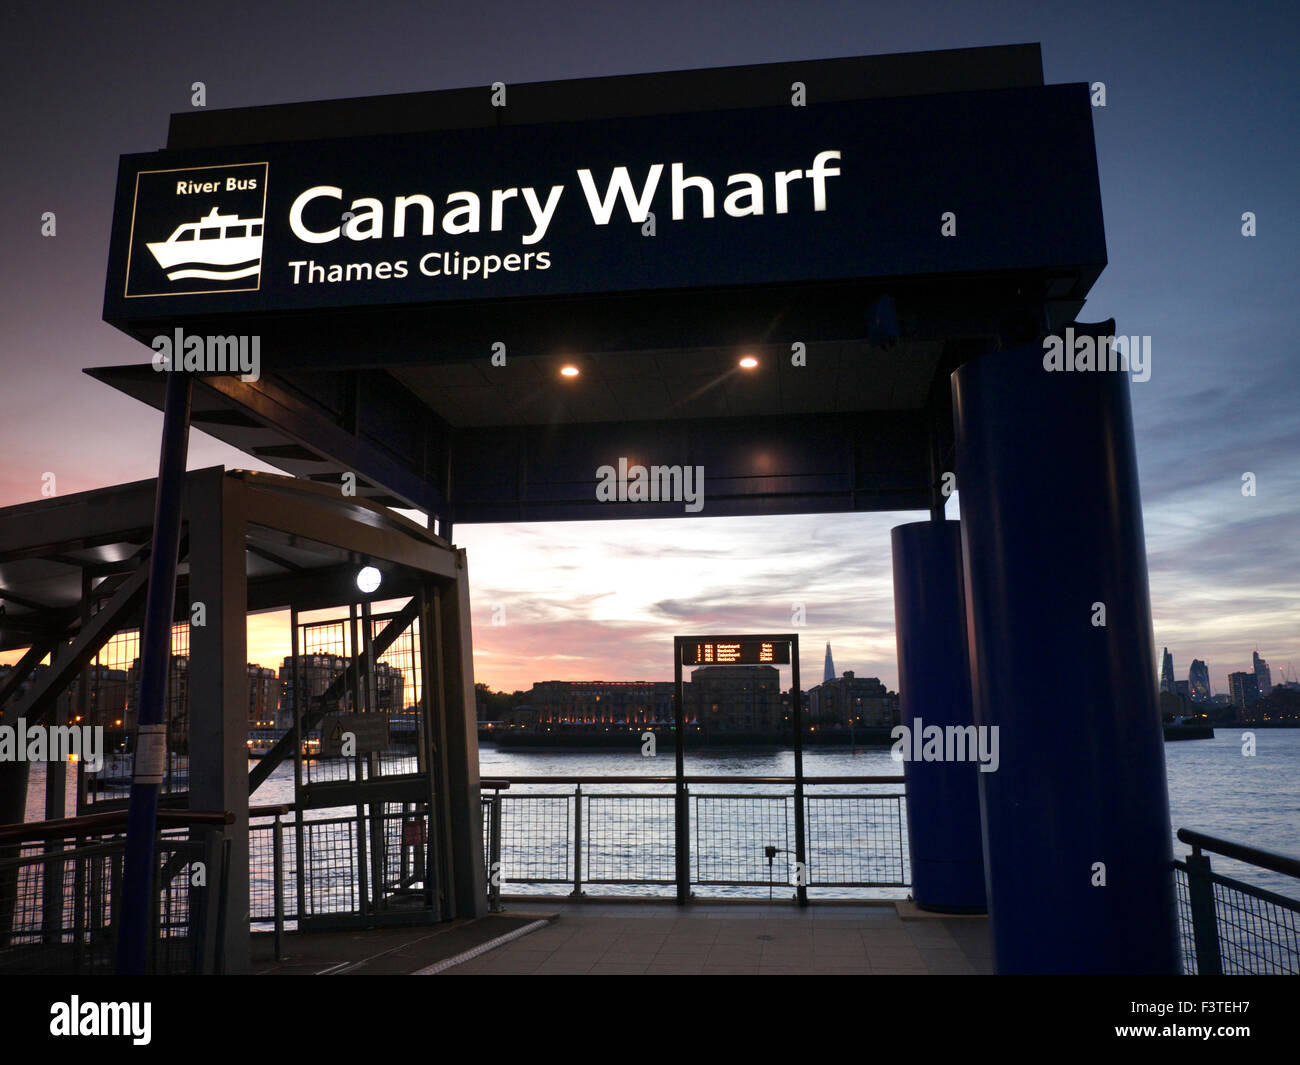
[682,640,791,666]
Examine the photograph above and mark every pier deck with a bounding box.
[250,901,990,975]
[446,902,991,975]
[250,914,544,975]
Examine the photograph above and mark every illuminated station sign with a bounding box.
[681,639,791,666]
[101,83,1103,323]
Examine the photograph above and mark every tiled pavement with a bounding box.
[444,901,991,975]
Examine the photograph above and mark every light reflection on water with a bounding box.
[471,732,1300,899]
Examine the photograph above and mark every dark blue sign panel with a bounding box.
[104,84,1104,321]
[124,162,269,297]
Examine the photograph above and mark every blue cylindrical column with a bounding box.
[891,519,986,913]
[951,324,1180,973]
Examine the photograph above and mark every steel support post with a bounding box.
[440,555,487,917]
[116,369,192,975]
[791,637,806,906]
[1185,853,1223,975]
[673,647,688,904]
[188,467,249,973]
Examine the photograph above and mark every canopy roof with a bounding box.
[89,44,1105,524]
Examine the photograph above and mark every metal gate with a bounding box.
[283,599,445,929]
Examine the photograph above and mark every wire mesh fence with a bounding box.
[80,623,192,807]
[1173,863,1199,972]
[19,785,1297,978]
[249,814,296,925]
[292,611,425,786]
[250,805,438,926]
[478,781,912,899]
[694,793,790,886]
[1173,858,1300,975]
[297,619,358,787]
[805,793,909,886]
[0,828,219,975]
[300,815,362,918]
[252,782,912,923]
[498,794,572,884]
[586,793,676,885]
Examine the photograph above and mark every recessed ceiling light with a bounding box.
[560,365,580,377]
[739,356,759,369]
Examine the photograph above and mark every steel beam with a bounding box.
[244,567,424,615]
[243,492,457,580]
[0,476,158,562]
[8,567,149,727]
[451,410,932,524]
[199,375,442,515]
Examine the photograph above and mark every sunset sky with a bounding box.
[2,0,1296,697]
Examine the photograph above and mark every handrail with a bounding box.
[478,775,905,785]
[251,775,903,805]
[1177,828,1300,880]
[0,809,234,845]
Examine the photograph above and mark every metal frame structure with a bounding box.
[49,43,1189,973]
[0,468,485,971]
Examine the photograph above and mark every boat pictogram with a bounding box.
[146,206,263,281]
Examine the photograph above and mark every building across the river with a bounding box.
[527,680,676,724]
[685,666,783,733]
[807,671,899,728]
[526,671,786,732]
[275,653,405,728]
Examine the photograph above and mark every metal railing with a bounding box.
[249,802,436,938]
[0,809,233,975]
[243,790,1300,979]
[1173,827,1300,975]
[479,775,909,905]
